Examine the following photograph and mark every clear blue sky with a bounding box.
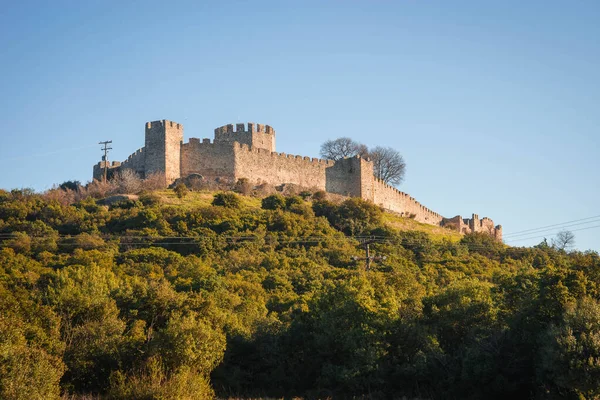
[1,0,598,251]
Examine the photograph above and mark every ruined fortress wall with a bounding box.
[469,214,503,240]
[180,139,236,180]
[443,214,503,240]
[145,120,183,183]
[214,123,275,152]
[233,143,332,189]
[120,148,146,176]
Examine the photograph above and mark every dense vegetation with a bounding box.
[1,187,600,399]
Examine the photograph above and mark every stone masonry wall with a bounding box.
[332,156,443,225]
[120,148,146,177]
[180,139,236,180]
[214,123,275,152]
[93,161,122,181]
[325,156,363,197]
[145,120,183,184]
[442,215,503,240]
[371,178,444,225]
[232,142,332,189]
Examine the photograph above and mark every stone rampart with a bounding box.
[180,139,236,180]
[93,161,121,181]
[368,175,444,225]
[442,214,503,240]
[145,120,183,184]
[214,122,275,152]
[325,156,363,197]
[120,147,146,176]
[232,142,332,189]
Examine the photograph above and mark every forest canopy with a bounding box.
[0,186,599,399]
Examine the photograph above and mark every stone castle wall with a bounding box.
[94,119,502,240]
[120,148,145,176]
[145,120,183,184]
[214,123,275,152]
[368,174,444,225]
[233,142,333,189]
[442,215,503,240]
[180,139,236,180]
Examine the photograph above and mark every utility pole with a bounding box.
[99,140,112,183]
[353,238,387,271]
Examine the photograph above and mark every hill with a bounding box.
[0,187,599,399]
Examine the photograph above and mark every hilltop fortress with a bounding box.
[93,120,502,240]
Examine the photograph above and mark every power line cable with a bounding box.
[503,215,600,237]
[503,218,600,238]
[505,224,600,243]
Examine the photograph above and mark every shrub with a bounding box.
[262,194,286,210]
[139,191,162,206]
[174,183,188,199]
[212,192,240,208]
[299,190,313,200]
[234,178,252,195]
[142,172,168,191]
[285,195,304,208]
[312,190,327,201]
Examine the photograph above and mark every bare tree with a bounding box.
[114,169,143,194]
[552,230,576,251]
[320,137,368,160]
[369,146,406,186]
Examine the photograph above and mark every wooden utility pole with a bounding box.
[353,238,387,270]
[99,140,112,183]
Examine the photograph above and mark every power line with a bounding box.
[505,224,600,243]
[503,215,600,237]
[503,218,600,239]
[0,231,579,254]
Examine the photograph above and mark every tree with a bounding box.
[369,146,406,186]
[114,169,142,194]
[59,180,81,192]
[552,230,575,251]
[539,297,600,398]
[319,137,368,161]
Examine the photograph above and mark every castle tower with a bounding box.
[213,123,275,152]
[144,120,183,184]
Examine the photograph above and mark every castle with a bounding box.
[93,120,502,240]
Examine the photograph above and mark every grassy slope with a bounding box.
[155,189,463,243]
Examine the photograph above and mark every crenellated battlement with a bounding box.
[214,122,275,135]
[213,122,276,153]
[232,141,335,166]
[146,120,183,131]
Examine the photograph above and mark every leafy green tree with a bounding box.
[539,297,600,399]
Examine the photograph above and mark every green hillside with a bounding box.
[0,187,599,399]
